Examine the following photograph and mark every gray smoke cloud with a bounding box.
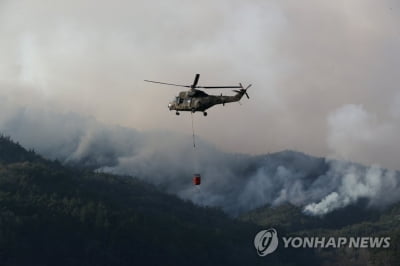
[1,1,400,216]
[1,0,400,170]
[327,104,400,169]
[303,162,400,215]
[1,106,399,216]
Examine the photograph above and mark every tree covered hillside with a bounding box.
[241,203,400,265]
[3,134,398,266]
[0,135,314,266]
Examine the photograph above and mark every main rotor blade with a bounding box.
[191,74,200,88]
[198,86,242,89]
[144,80,190,88]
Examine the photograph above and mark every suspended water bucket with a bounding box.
[193,174,201,185]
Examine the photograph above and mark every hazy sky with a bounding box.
[1,0,400,169]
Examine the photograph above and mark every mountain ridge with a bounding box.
[0,134,399,265]
[0,135,301,266]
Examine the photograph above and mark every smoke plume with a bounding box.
[1,0,400,215]
[1,106,399,216]
[1,0,400,169]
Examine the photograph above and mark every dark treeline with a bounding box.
[0,135,319,266]
[0,135,399,265]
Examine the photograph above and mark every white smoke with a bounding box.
[1,106,399,216]
[327,104,400,168]
[304,162,400,215]
[1,0,400,216]
[300,103,400,215]
[1,0,400,165]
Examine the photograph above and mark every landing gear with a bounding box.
[176,111,180,115]
[203,112,207,117]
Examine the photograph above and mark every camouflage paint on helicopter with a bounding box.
[145,74,251,116]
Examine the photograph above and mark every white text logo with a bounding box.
[254,228,391,256]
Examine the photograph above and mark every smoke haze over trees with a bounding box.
[1,0,400,169]
[1,107,399,216]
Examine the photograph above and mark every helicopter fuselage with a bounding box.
[144,73,250,116]
[168,89,244,114]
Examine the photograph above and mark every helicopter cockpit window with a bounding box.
[175,97,183,104]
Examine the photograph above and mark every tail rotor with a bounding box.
[233,83,251,99]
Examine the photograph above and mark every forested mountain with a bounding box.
[0,135,315,266]
[241,202,400,265]
[0,135,399,265]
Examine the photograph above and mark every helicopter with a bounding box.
[144,74,251,116]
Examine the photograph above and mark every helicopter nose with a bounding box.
[168,103,172,110]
